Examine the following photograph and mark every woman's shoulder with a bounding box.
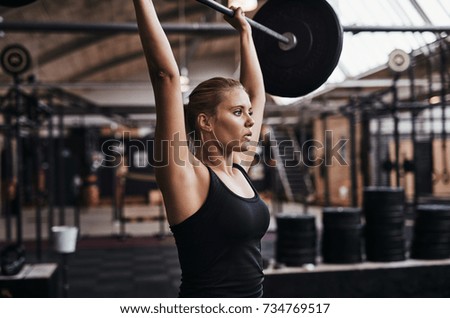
[156,160,212,226]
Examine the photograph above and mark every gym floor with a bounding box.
[2,203,304,297]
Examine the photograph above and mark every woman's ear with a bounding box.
[197,113,212,132]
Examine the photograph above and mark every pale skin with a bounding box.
[133,0,266,226]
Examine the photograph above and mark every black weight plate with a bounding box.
[276,253,316,264]
[252,0,343,97]
[366,254,406,262]
[321,236,362,246]
[365,240,405,250]
[363,186,405,194]
[323,223,363,231]
[415,214,450,222]
[322,248,362,257]
[365,245,406,254]
[365,242,406,252]
[413,221,450,232]
[410,248,450,256]
[364,197,405,205]
[1,44,32,76]
[410,250,450,260]
[364,208,405,217]
[416,215,450,224]
[322,207,362,225]
[322,226,362,235]
[365,210,405,219]
[0,0,36,7]
[364,214,406,224]
[364,204,405,213]
[276,238,316,248]
[365,233,406,242]
[322,244,362,253]
[322,247,362,256]
[412,232,450,243]
[278,256,316,266]
[323,247,362,256]
[416,205,450,218]
[365,243,406,253]
[365,244,406,253]
[321,235,361,246]
[364,227,405,237]
[276,214,316,231]
[276,246,316,255]
[322,244,362,255]
[411,243,450,251]
[322,255,362,264]
[322,236,362,246]
[364,223,405,232]
[277,229,317,239]
[363,188,405,206]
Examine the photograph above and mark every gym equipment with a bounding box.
[0,44,31,77]
[0,244,26,276]
[321,207,363,264]
[411,205,450,260]
[275,214,317,266]
[414,141,433,195]
[438,40,449,184]
[388,49,411,73]
[0,0,36,7]
[196,0,343,97]
[363,187,406,262]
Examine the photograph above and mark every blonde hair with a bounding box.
[185,77,244,138]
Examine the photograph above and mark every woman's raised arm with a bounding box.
[225,8,266,169]
[133,0,188,157]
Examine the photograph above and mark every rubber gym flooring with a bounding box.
[23,233,276,298]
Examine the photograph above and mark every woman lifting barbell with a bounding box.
[132,0,270,297]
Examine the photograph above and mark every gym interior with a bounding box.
[1,0,450,298]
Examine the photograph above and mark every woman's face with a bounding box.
[207,87,255,153]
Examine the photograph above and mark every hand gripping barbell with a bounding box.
[196,0,344,97]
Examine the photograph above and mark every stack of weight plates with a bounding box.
[275,214,317,266]
[363,187,406,262]
[321,207,363,264]
[411,205,450,260]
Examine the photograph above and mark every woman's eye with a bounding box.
[248,111,253,116]
[234,110,242,116]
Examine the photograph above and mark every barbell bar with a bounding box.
[196,0,293,48]
[2,22,450,34]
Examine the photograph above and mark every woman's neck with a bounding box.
[196,141,235,173]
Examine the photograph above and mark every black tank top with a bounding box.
[170,163,270,298]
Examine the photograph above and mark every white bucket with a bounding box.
[51,226,78,253]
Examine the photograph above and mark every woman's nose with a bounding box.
[245,114,255,127]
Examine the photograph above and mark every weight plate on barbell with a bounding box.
[252,0,343,97]
[1,44,31,76]
[0,0,37,7]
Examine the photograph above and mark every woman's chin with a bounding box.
[238,141,252,152]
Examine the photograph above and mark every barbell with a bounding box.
[1,0,344,98]
[0,0,36,7]
[196,0,344,97]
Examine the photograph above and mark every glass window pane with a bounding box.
[416,0,450,24]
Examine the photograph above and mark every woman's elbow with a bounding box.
[151,68,179,80]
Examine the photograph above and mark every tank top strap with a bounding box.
[232,163,258,194]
